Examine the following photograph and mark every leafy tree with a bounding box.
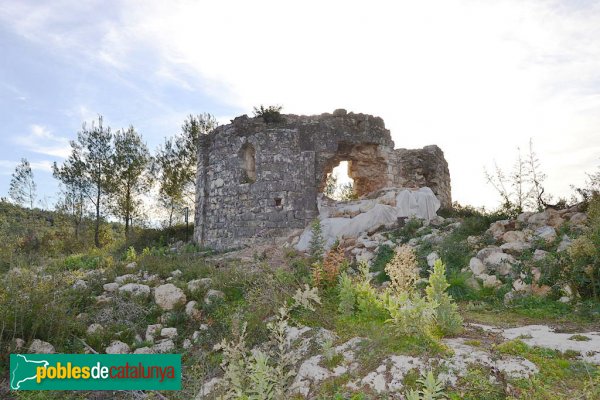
[9,158,36,209]
[53,116,114,247]
[154,114,217,227]
[111,126,151,234]
[54,183,87,240]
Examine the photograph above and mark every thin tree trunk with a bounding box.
[94,184,101,248]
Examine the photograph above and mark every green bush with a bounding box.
[253,105,285,124]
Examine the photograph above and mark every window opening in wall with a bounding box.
[240,143,256,183]
[323,160,357,201]
[274,197,283,209]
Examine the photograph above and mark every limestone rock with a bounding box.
[103,282,119,292]
[426,252,440,267]
[106,340,130,354]
[468,257,486,276]
[29,339,55,354]
[570,213,587,225]
[534,226,556,243]
[187,278,212,292]
[154,284,187,310]
[557,235,573,252]
[125,262,137,269]
[133,347,155,354]
[483,252,516,276]
[118,283,150,297]
[72,279,87,290]
[161,327,178,339]
[476,246,502,261]
[153,339,175,353]
[87,323,104,335]
[115,274,137,285]
[503,230,526,243]
[532,249,549,261]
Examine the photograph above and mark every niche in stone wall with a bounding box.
[239,143,256,183]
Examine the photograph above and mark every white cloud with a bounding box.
[2,0,600,208]
[15,125,71,158]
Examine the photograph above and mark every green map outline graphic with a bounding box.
[11,354,49,390]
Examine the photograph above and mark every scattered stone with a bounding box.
[146,324,163,342]
[183,339,192,349]
[118,283,150,297]
[500,241,530,254]
[125,262,137,270]
[534,226,557,243]
[570,213,587,225]
[426,252,440,267]
[115,274,137,285]
[468,257,486,276]
[532,249,549,261]
[185,301,202,320]
[483,252,516,276]
[154,283,187,310]
[105,340,130,354]
[95,294,112,304]
[161,327,178,339]
[133,347,155,354]
[87,323,104,335]
[204,289,225,305]
[503,231,526,243]
[171,269,182,278]
[14,338,25,350]
[103,282,119,292]
[487,220,511,239]
[476,246,503,261]
[72,279,87,290]
[481,274,502,289]
[557,235,573,252]
[152,339,175,353]
[29,339,55,354]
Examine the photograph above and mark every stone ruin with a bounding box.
[194,109,451,250]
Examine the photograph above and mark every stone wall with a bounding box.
[194,109,451,249]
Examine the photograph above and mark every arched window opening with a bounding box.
[323,160,357,201]
[240,143,256,183]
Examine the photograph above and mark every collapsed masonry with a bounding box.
[194,109,451,250]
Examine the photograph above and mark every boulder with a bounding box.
[72,279,87,290]
[103,282,119,292]
[183,339,192,349]
[160,327,178,339]
[152,339,175,353]
[502,231,526,243]
[118,283,150,297]
[29,339,55,354]
[468,257,486,276]
[125,262,137,270]
[483,253,516,276]
[188,278,212,292]
[481,274,502,289]
[171,269,182,278]
[106,341,130,354]
[570,213,587,225]
[115,274,137,285]
[86,323,104,335]
[476,246,503,261]
[133,347,155,354]
[528,209,564,228]
[426,252,440,268]
[557,235,573,252]
[500,241,531,254]
[534,226,557,243]
[487,220,512,240]
[154,284,187,310]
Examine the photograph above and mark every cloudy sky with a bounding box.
[0,0,599,210]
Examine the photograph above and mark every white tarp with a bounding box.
[296,187,440,251]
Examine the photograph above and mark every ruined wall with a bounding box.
[195,109,451,250]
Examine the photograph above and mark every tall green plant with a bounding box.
[426,259,463,335]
